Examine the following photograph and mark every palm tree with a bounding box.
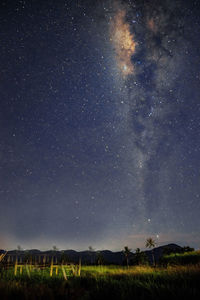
[135,248,149,265]
[146,237,156,266]
[135,248,141,254]
[123,246,131,268]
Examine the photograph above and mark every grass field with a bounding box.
[0,264,200,299]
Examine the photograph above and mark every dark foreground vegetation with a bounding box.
[0,249,200,299]
[0,264,200,300]
[159,250,200,266]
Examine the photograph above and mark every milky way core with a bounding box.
[110,9,136,76]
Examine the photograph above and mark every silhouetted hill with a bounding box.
[144,243,183,264]
[0,244,188,265]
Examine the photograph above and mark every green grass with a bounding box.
[160,250,200,265]
[0,265,200,299]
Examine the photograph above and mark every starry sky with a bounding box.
[1,0,200,251]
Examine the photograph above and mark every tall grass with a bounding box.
[0,265,200,299]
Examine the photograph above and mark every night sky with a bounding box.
[1,0,200,251]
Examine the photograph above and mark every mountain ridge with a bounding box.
[0,243,187,265]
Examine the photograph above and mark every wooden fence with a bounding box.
[0,254,81,280]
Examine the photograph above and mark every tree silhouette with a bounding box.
[182,246,194,253]
[60,250,68,264]
[146,237,156,266]
[24,250,31,263]
[123,246,131,268]
[96,251,104,266]
[52,246,59,264]
[135,248,141,265]
[17,245,22,251]
[88,246,95,264]
[52,245,59,252]
[88,246,95,252]
[134,248,148,265]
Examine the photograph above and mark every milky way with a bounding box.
[0,0,200,250]
[106,0,200,247]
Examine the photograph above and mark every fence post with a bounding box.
[78,258,82,276]
[26,264,30,278]
[61,264,67,280]
[50,257,53,277]
[14,258,18,276]
[20,265,23,275]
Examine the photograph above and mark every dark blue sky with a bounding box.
[0,0,200,250]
